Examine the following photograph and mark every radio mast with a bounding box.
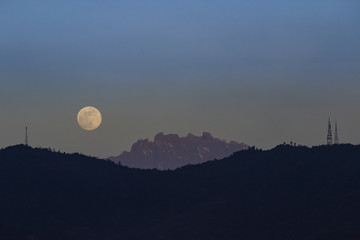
[327,118,332,145]
[25,126,28,146]
[334,121,339,144]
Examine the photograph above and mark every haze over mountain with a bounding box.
[109,132,248,169]
[1,144,360,239]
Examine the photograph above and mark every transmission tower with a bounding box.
[334,121,339,144]
[25,126,28,146]
[327,118,332,145]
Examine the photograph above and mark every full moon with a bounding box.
[77,106,102,131]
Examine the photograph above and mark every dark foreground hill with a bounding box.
[109,132,248,170]
[0,144,360,240]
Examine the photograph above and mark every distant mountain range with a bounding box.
[1,144,360,240]
[109,132,248,169]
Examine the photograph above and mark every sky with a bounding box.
[1,0,360,157]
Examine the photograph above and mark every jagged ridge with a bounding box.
[109,132,248,169]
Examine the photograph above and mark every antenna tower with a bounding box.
[327,118,332,145]
[334,121,339,144]
[25,126,28,146]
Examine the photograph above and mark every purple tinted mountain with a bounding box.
[109,132,248,169]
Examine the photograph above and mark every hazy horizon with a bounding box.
[1,0,360,157]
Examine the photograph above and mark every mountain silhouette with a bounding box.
[1,144,360,239]
[109,132,248,169]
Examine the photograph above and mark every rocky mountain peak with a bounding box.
[201,132,213,139]
[110,132,248,170]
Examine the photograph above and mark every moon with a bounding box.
[77,106,102,131]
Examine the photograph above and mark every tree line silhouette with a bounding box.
[0,144,360,240]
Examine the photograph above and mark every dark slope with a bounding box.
[0,144,360,240]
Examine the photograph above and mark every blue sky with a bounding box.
[1,0,360,157]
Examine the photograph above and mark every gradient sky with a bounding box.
[1,0,360,157]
